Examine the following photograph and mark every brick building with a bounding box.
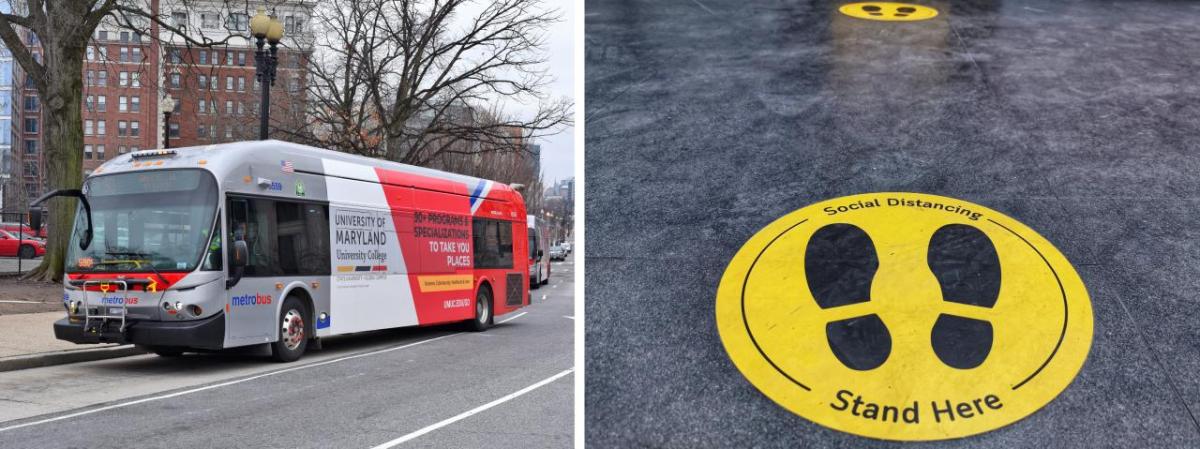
[4,0,312,214]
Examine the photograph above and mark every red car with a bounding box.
[0,222,45,239]
[0,229,46,258]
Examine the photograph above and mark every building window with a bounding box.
[197,75,206,89]
[201,13,219,30]
[238,77,245,91]
[169,73,181,88]
[172,12,188,30]
[85,95,95,112]
[118,145,127,154]
[131,72,141,87]
[237,52,246,66]
[84,120,93,135]
[226,76,233,91]
[173,100,181,114]
[84,144,93,159]
[225,126,232,139]
[226,51,234,65]
[212,50,220,66]
[96,145,106,160]
[23,95,37,111]
[130,96,140,112]
[119,31,129,42]
[132,47,142,62]
[199,50,207,65]
[197,125,207,137]
[97,71,107,87]
[169,123,180,138]
[98,46,107,60]
[97,30,108,41]
[130,121,140,137]
[210,76,218,90]
[285,16,304,34]
[119,47,129,62]
[237,102,244,115]
[119,71,128,87]
[198,100,206,114]
[87,46,95,60]
[118,96,128,112]
[23,140,36,154]
[97,120,106,135]
[117,120,127,137]
[23,118,36,133]
[97,96,106,112]
[23,161,37,177]
[169,48,181,63]
[225,100,233,114]
[228,13,249,31]
[86,71,94,86]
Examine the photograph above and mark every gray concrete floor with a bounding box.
[584,0,1200,447]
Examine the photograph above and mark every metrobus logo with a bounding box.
[100,296,138,305]
[231,293,273,306]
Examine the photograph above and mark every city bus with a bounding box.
[40,140,530,362]
[527,215,550,288]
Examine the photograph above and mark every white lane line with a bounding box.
[369,369,574,448]
[497,312,527,324]
[0,333,458,433]
[563,316,574,320]
[0,300,47,304]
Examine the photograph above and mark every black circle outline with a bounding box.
[738,208,1072,394]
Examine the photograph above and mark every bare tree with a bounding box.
[287,0,571,167]
[0,0,242,281]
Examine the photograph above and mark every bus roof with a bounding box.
[92,140,520,201]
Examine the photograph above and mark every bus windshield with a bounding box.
[66,169,219,273]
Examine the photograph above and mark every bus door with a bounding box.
[226,196,331,344]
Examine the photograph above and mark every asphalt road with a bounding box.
[0,257,575,449]
[586,0,1200,447]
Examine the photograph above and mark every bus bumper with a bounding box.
[53,312,226,350]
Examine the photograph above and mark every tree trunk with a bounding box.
[25,54,85,283]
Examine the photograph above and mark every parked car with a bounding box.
[549,244,566,261]
[0,223,44,240]
[0,229,45,258]
[561,242,572,254]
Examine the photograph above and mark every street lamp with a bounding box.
[250,7,284,140]
[159,94,177,149]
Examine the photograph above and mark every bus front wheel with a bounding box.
[271,297,309,362]
[468,287,492,332]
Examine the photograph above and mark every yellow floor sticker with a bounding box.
[716,192,1092,441]
[839,2,938,21]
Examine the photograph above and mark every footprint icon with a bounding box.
[805,224,891,371]
[927,224,1001,369]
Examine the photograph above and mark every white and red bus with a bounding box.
[41,140,530,361]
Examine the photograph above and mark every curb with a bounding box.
[0,345,146,373]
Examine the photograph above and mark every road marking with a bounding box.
[369,369,574,448]
[0,333,458,433]
[563,316,574,320]
[497,312,526,324]
[689,0,716,15]
[541,295,547,301]
[0,300,47,304]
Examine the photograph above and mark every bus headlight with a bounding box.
[68,301,79,315]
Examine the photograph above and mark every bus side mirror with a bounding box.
[31,189,92,250]
[226,240,248,289]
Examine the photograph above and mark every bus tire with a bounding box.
[468,287,492,332]
[18,245,34,259]
[271,296,309,362]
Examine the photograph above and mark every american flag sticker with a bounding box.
[281,160,294,173]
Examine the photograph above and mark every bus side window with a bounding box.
[472,218,513,269]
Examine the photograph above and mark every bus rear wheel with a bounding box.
[468,287,492,332]
[271,297,308,362]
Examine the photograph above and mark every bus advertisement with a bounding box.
[40,141,530,362]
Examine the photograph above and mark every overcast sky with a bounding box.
[532,0,575,183]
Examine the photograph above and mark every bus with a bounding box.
[40,140,530,362]
[527,215,550,288]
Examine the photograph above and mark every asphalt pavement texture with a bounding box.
[585,0,1200,447]
[0,258,575,449]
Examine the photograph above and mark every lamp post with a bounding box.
[250,7,284,140]
[160,94,176,149]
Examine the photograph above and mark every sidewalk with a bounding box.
[0,312,143,371]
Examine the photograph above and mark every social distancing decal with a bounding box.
[838,2,939,22]
[716,192,1093,441]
